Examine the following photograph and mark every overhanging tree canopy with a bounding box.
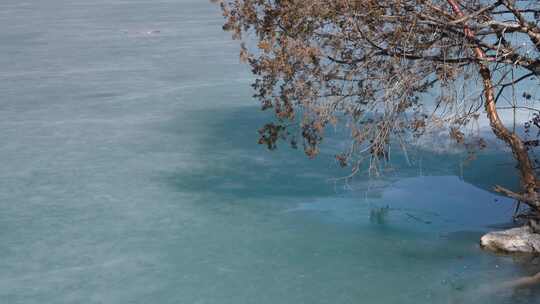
[218,0,540,229]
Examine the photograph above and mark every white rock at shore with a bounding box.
[480,226,540,254]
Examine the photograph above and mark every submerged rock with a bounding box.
[480,226,540,254]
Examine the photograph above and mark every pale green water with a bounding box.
[1,1,539,303]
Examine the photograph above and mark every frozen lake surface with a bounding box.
[1,1,539,303]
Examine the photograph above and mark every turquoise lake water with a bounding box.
[1,1,540,303]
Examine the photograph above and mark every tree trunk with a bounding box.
[478,66,538,205]
[447,0,539,222]
[530,219,540,233]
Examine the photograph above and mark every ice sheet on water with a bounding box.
[0,0,538,303]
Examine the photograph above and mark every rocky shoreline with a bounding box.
[481,226,540,254]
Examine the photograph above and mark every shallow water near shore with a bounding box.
[1,1,540,303]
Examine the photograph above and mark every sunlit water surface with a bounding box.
[1,1,539,303]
